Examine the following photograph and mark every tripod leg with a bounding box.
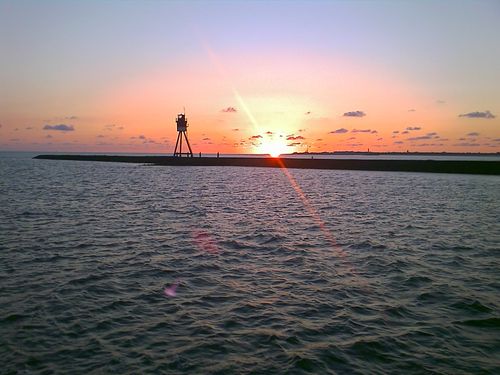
[184,131,193,157]
[174,132,181,156]
[180,131,183,156]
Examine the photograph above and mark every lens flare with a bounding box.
[164,280,179,297]
[193,229,219,254]
[202,42,356,275]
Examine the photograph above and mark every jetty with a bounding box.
[33,155,500,175]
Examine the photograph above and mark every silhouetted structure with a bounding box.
[173,113,193,157]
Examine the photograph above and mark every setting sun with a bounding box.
[254,135,290,157]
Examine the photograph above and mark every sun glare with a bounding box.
[257,138,289,157]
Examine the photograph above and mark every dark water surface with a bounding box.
[1,153,499,374]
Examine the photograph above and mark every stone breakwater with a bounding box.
[33,155,500,175]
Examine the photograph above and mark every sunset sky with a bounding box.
[1,0,499,154]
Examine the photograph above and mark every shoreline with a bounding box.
[33,154,500,175]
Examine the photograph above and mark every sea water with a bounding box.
[1,152,499,374]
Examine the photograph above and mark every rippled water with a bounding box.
[1,152,499,374]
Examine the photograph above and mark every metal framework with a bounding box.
[173,113,193,157]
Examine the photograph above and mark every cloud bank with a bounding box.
[408,133,439,141]
[459,111,495,119]
[286,135,305,140]
[408,136,433,141]
[351,129,378,134]
[351,129,371,133]
[43,124,74,131]
[330,128,348,134]
[343,111,366,117]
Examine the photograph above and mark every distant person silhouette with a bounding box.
[217,152,219,158]
[199,152,201,158]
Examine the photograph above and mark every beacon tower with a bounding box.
[173,112,193,157]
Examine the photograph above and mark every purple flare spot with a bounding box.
[164,280,179,297]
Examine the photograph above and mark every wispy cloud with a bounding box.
[416,143,444,147]
[103,124,124,131]
[287,135,305,140]
[467,132,480,136]
[129,134,160,145]
[250,135,262,139]
[351,129,372,133]
[408,133,439,141]
[343,110,366,117]
[459,110,495,119]
[329,128,348,134]
[43,124,74,131]
[345,143,363,147]
[454,142,481,147]
[406,126,421,131]
[221,107,237,113]
[131,135,146,140]
[408,136,429,141]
